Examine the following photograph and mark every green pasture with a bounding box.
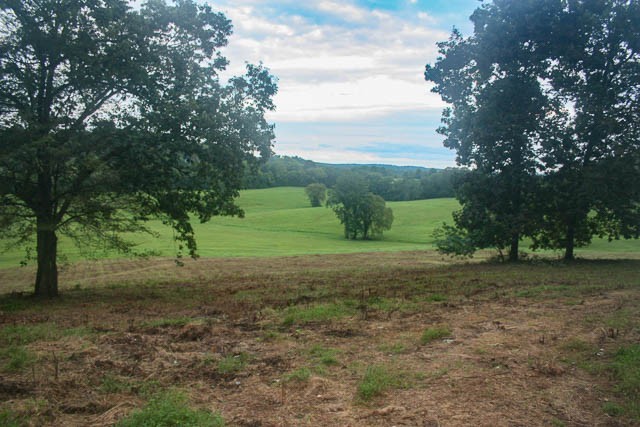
[0,187,638,268]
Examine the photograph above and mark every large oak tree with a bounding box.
[426,0,640,261]
[0,0,277,297]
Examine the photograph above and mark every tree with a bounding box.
[0,0,277,297]
[327,175,393,240]
[426,0,640,261]
[304,183,327,207]
[425,11,553,261]
[529,0,640,259]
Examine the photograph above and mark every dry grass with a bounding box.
[0,252,639,426]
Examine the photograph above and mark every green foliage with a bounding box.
[1,346,36,372]
[378,342,407,355]
[602,401,624,417]
[217,354,249,375]
[308,345,339,366]
[117,391,224,427]
[433,223,476,258]
[304,183,327,207]
[426,0,640,262]
[327,175,393,240]
[611,345,640,413]
[244,155,466,202]
[0,323,90,346]
[356,365,406,402]
[420,327,451,344]
[100,375,133,394]
[283,367,311,383]
[0,0,277,297]
[282,302,356,326]
[0,408,26,427]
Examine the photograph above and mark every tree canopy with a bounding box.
[0,0,277,296]
[327,175,393,240]
[304,183,327,207]
[426,0,640,260]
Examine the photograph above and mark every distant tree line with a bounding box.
[243,155,466,201]
[426,0,640,261]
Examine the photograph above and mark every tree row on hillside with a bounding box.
[426,0,640,261]
[243,155,466,201]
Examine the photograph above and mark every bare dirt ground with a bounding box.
[1,252,639,426]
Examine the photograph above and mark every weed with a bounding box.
[602,401,624,417]
[217,353,249,375]
[143,317,194,328]
[561,338,592,353]
[100,374,133,394]
[117,390,224,427]
[1,346,36,372]
[606,309,636,331]
[609,344,640,418]
[0,323,91,347]
[0,407,26,427]
[0,295,31,312]
[282,302,356,326]
[199,353,215,367]
[136,380,162,398]
[283,367,311,383]
[356,365,406,402]
[420,327,451,344]
[308,345,339,366]
[378,342,407,354]
[259,330,282,342]
[426,293,448,302]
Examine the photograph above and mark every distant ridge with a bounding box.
[244,155,464,201]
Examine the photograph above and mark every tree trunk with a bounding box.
[508,234,519,262]
[34,219,59,298]
[564,223,575,261]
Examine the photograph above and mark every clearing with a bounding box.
[1,252,639,426]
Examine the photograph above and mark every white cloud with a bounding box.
[216,2,449,122]
[209,0,459,166]
[315,1,368,22]
[269,75,444,122]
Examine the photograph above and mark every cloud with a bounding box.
[217,0,449,122]
[209,0,471,167]
[315,1,368,23]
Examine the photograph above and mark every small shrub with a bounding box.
[432,223,475,258]
[117,391,224,427]
[420,327,451,344]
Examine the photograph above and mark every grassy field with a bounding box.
[1,187,638,269]
[1,187,639,425]
[0,253,638,425]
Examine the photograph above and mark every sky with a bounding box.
[211,0,481,168]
